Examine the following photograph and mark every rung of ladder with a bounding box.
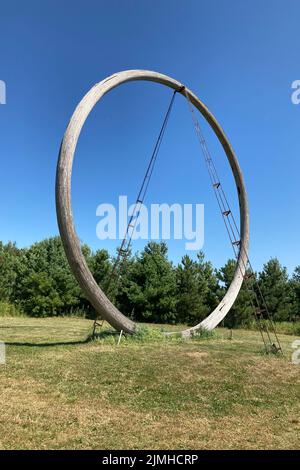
[255,309,266,316]
[213,182,221,188]
[222,210,231,216]
[244,272,254,279]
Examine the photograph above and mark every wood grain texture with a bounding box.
[55,70,250,335]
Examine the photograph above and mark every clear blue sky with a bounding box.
[0,0,299,273]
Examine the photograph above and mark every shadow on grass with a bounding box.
[3,327,120,347]
[5,337,92,347]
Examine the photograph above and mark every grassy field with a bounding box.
[0,317,299,450]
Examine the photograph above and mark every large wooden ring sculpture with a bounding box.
[56,70,249,336]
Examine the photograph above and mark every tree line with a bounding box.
[0,237,299,327]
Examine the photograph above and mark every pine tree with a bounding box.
[217,259,255,328]
[14,237,81,316]
[118,242,177,324]
[291,266,300,321]
[258,258,293,321]
[196,251,219,314]
[176,255,205,324]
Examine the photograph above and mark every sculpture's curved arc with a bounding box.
[56,70,249,335]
